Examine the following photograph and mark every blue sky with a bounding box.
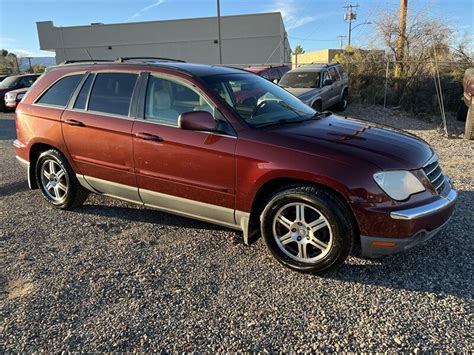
[0,0,472,57]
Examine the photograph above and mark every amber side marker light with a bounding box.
[371,241,397,247]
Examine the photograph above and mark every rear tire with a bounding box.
[457,103,468,122]
[334,90,348,111]
[35,149,89,209]
[260,184,355,274]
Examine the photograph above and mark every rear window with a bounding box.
[36,74,83,107]
[88,73,138,116]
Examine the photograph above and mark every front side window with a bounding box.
[202,73,316,127]
[329,67,340,81]
[269,69,280,80]
[322,71,332,84]
[88,73,138,116]
[144,74,213,126]
[279,71,320,88]
[19,76,37,87]
[36,74,83,107]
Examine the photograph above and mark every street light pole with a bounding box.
[348,22,372,46]
[216,0,223,64]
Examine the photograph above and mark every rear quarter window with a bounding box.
[36,74,83,107]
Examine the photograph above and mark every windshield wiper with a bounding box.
[254,118,307,128]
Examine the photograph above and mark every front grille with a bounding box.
[422,156,445,194]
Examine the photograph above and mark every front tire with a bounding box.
[260,185,355,274]
[35,149,89,209]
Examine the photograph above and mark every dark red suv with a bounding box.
[245,65,290,83]
[14,59,457,273]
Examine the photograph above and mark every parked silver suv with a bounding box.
[279,63,349,111]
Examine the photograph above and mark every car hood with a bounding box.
[261,114,433,170]
[284,87,320,100]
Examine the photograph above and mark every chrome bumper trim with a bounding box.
[390,183,457,220]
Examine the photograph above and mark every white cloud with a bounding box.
[5,48,54,58]
[0,37,16,45]
[269,0,318,30]
[131,0,166,20]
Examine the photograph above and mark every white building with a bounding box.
[36,12,291,66]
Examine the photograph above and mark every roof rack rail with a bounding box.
[116,57,186,63]
[60,59,114,65]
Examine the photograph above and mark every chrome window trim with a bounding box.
[65,108,138,122]
[33,72,86,108]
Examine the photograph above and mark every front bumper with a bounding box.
[359,179,457,257]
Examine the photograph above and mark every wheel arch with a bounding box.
[246,176,360,246]
[28,142,70,189]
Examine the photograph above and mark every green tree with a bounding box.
[293,45,305,55]
[31,64,46,74]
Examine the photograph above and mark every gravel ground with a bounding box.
[1,106,473,352]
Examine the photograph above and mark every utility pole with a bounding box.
[337,35,347,49]
[395,0,408,77]
[343,3,359,47]
[216,0,223,64]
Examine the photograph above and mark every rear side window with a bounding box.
[337,66,348,80]
[88,73,138,116]
[74,74,94,110]
[36,74,83,107]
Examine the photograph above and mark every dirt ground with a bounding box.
[1,106,473,352]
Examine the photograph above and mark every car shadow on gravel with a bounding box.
[75,203,238,234]
[326,190,473,300]
[0,180,29,197]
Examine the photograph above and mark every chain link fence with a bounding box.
[340,59,471,116]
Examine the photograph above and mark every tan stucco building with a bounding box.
[36,13,291,66]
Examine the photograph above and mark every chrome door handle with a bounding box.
[64,118,85,127]
[135,132,163,141]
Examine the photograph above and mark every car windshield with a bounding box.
[279,71,320,88]
[0,76,19,88]
[201,73,317,127]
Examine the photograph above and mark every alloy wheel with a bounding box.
[272,202,333,263]
[40,159,68,202]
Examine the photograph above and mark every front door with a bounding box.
[320,70,334,109]
[61,72,140,202]
[132,73,237,225]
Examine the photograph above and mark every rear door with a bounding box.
[61,71,141,202]
[132,72,237,225]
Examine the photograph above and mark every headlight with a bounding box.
[373,170,425,201]
[17,93,25,100]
